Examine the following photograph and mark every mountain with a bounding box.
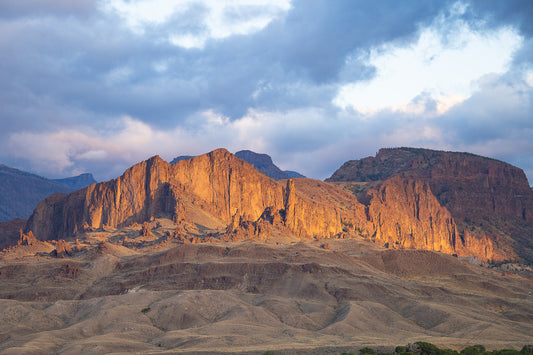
[327,147,533,262]
[170,150,306,180]
[234,150,305,180]
[2,148,532,353]
[0,164,95,223]
[23,148,517,262]
[284,170,305,178]
[169,155,194,164]
[53,173,96,190]
[170,150,305,180]
[26,149,343,244]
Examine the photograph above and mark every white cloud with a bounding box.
[334,3,523,115]
[105,66,133,85]
[526,70,533,87]
[101,0,292,48]
[5,109,335,179]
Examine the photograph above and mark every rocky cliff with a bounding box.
[327,148,533,262]
[24,148,523,262]
[349,177,500,261]
[26,149,341,242]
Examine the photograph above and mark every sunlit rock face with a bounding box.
[349,176,499,261]
[24,147,531,263]
[25,149,345,243]
[327,147,533,262]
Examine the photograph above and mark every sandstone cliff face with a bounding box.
[349,177,499,261]
[24,148,523,262]
[26,149,344,242]
[328,148,533,262]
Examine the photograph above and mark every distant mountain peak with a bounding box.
[234,150,305,180]
[170,155,194,164]
[0,165,96,223]
[53,173,96,190]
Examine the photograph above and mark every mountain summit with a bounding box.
[327,147,533,262]
[234,150,305,180]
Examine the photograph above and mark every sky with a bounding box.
[0,0,532,184]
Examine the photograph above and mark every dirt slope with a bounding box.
[0,237,531,354]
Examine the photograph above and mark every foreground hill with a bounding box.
[0,164,96,222]
[327,148,533,263]
[0,238,531,353]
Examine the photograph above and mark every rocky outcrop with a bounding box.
[25,149,341,242]
[51,239,71,258]
[349,177,499,261]
[18,230,38,246]
[328,148,533,262]
[24,147,523,263]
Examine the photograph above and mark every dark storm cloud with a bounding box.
[0,0,98,18]
[468,0,533,35]
[262,0,452,83]
[0,0,453,129]
[182,0,455,118]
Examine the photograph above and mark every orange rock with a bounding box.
[17,230,38,246]
[23,147,527,263]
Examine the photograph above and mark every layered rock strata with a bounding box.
[328,148,533,262]
[26,149,343,242]
[24,148,524,262]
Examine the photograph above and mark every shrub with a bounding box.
[461,345,486,355]
[360,347,377,355]
[521,345,533,355]
[415,341,440,355]
[438,349,459,355]
[493,350,520,355]
[141,307,151,313]
[395,347,407,354]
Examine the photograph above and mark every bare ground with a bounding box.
[0,229,532,354]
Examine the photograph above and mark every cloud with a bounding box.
[101,0,292,48]
[0,0,97,18]
[334,3,523,115]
